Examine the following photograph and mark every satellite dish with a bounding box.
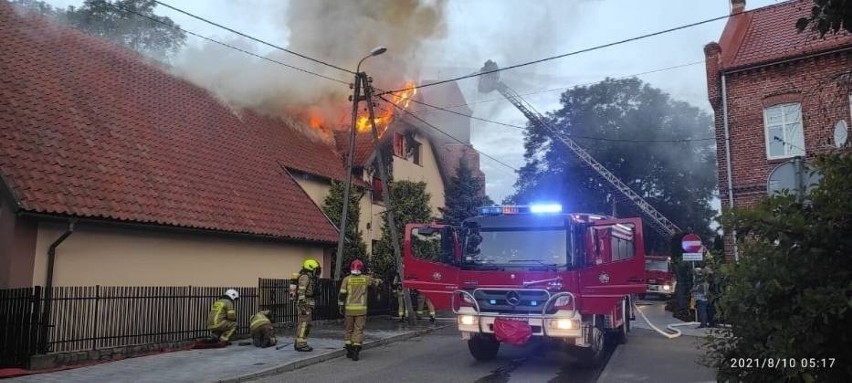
[834,120,849,148]
[767,157,822,196]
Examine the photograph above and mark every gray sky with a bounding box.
[49,0,781,206]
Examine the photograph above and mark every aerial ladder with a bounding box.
[478,60,682,239]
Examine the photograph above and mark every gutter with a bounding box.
[40,219,75,352]
[720,74,739,262]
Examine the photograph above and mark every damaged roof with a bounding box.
[0,4,341,243]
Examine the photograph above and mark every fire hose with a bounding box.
[631,300,699,339]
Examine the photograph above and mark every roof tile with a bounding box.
[0,4,344,243]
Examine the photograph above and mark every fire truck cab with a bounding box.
[641,255,675,299]
[402,204,645,367]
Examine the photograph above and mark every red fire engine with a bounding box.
[641,255,675,299]
[402,204,645,367]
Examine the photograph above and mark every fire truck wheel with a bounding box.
[576,326,606,368]
[616,298,630,345]
[467,334,500,361]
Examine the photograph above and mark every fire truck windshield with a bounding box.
[462,214,569,267]
[646,259,668,272]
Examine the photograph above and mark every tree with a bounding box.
[322,181,367,277]
[509,78,717,251]
[372,181,433,278]
[704,154,852,382]
[12,0,186,59]
[796,0,852,37]
[441,157,492,226]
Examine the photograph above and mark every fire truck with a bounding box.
[403,204,645,366]
[641,255,675,299]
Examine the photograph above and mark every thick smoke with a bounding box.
[172,0,446,135]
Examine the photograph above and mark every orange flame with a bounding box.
[355,81,417,136]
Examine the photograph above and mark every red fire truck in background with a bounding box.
[402,204,645,367]
[641,255,675,300]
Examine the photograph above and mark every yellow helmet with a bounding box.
[303,259,320,272]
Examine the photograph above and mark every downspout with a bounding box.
[39,220,75,352]
[720,74,739,262]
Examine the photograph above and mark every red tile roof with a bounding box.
[718,0,852,71]
[334,130,378,167]
[0,4,341,243]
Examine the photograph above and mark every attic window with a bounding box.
[408,140,422,165]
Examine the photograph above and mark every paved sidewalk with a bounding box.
[6,317,445,383]
[598,300,717,383]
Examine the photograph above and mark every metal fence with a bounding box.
[0,279,392,368]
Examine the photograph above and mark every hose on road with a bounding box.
[631,301,699,339]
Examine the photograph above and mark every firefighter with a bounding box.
[392,272,407,321]
[207,289,239,344]
[249,310,277,348]
[338,259,382,361]
[295,259,321,352]
[416,291,436,323]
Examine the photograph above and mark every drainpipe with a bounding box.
[39,220,75,352]
[720,74,739,262]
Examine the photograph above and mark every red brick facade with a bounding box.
[705,1,852,258]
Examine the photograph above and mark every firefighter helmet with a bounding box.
[350,259,364,274]
[224,288,240,301]
[303,259,320,272]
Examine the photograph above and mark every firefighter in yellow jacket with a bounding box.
[249,310,277,348]
[295,259,321,352]
[338,259,381,361]
[207,289,239,344]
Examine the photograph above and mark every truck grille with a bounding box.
[473,289,554,314]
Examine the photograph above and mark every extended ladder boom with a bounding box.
[479,61,681,238]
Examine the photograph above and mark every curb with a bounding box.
[595,343,623,383]
[216,324,449,383]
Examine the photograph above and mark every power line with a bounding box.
[378,13,732,95]
[383,91,716,143]
[377,96,519,173]
[108,2,349,84]
[153,0,355,75]
[440,60,706,110]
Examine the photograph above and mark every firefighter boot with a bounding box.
[351,345,361,361]
[294,343,313,352]
[345,344,354,359]
[430,316,436,324]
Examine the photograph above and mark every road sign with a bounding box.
[682,252,703,261]
[681,233,702,253]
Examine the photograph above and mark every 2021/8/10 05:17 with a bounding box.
[728,358,836,369]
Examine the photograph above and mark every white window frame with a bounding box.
[763,103,805,160]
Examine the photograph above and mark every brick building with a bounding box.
[704,0,852,258]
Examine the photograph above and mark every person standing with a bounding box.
[416,292,436,323]
[249,310,277,348]
[295,259,321,352]
[691,267,710,328]
[392,273,408,322]
[207,289,239,345]
[338,259,381,361]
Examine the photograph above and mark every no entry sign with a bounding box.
[681,233,703,253]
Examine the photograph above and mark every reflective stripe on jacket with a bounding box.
[338,275,379,316]
[207,298,235,327]
[250,312,271,331]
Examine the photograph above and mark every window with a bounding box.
[392,133,405,157]
[764,103,805,159]
[411,227,442,263]
[371,177,384,203]
[408,141,422,165]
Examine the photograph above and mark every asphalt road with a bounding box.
[251,325,613,383]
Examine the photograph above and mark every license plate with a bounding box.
[499,317,529,322]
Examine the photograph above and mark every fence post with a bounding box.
[92,285,100,350]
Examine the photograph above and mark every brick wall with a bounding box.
[707,50,852,258]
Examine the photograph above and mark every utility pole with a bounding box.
[336,46,416,324]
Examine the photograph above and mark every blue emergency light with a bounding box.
[478,204,563,216]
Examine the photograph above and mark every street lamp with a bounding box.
[334,46,388,281]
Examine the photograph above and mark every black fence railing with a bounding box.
[0,279,392,369]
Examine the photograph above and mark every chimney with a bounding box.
[731,0,745,15]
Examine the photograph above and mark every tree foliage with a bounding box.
[796,0,852,36]
[441,157,492,226]
[372,181,433,278]
[704,154,852,382]
[322,181,367,278]
[12,0,186,59]
[509,78,717,251]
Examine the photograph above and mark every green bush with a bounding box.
[704,154,852,382]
